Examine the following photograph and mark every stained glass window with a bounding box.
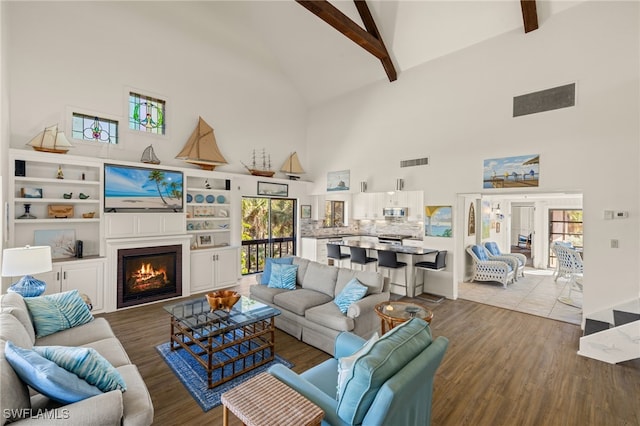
[72,113,118,144]
[129,92,166,135]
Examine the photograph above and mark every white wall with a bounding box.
[305,2,640,316]
[4,2,308,175]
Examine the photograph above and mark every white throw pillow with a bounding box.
[336,333,379,400]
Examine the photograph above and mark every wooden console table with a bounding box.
[221,372,323,426]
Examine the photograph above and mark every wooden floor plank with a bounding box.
[99,283,640,426]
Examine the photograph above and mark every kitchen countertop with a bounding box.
[300,233,374,239]
[330,240,437,255]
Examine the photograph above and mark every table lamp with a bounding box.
[2,245,52,297]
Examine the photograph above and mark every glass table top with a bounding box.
[164,295,280,336]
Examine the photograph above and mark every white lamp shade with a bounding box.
[1,246,53,277]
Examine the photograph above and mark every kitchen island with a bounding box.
[329,240,438,297]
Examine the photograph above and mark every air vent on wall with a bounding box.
[400,157,429,168]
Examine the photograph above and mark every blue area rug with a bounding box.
[156,341,293,412]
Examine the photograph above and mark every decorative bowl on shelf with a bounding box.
[206,194,214,203]
[195,194,204,203]
[206,290,241,312]
[217,195,226,204]
[82,212,95,218]
[186,193,193,203]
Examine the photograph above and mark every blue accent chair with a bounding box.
[484,241,526,280]
[269,318,449,426]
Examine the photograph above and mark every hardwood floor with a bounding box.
[100,284,640,426]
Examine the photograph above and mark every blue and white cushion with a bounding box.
[334,278,368,314]
[267,263,298,290]
[34,345,127,392]
[24,289,94,338]
[4,341,102,404]
[261,257,294,284]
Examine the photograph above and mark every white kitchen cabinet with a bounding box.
[26,258,106,312]
[301,237,342,264]
[190,247,240,293]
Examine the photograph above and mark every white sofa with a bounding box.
[249,256,390,354]
[0,292,153,425]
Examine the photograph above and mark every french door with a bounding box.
[241,197,296,275]
[548,209,583,267]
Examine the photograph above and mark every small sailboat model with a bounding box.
[242,148,275,177]
[280,152,305,180]
[176,117,228,171]
[141,145,160,164]
[26,124,72,154]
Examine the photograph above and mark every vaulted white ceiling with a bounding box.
[212,1,582,107]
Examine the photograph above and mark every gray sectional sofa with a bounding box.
[250,256,390,354]
[0,292,153,425]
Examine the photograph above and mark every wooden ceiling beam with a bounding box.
[353,0,396,81]
[296,0,397,82]
[520,0,539,33]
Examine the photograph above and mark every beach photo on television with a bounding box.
[104,164,183,210]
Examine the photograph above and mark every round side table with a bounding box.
[374,301,433,334]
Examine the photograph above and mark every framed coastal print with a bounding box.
[301,205,311,219]
[483,154,539,189]
[424,206,452,238]
[257,181,288,197]
[34,229,76,259]
[327,170,350,191]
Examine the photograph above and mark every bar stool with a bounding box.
[349,246,377,271]
[327,243,350,267]
[413,250,447,297]
[377,250,407,292]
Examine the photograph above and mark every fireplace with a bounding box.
[117,245,182,308]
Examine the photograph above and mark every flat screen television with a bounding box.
[104,163,184,212]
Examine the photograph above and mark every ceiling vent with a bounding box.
[400,157,429,168]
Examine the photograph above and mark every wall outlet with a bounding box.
[611,239,619,248]
[604,210,614,220]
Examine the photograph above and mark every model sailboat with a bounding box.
[26,124,73,154]
[176,117,228,171]
[280,152,305,180]
[141,145,160,164]
[241,148,275,177]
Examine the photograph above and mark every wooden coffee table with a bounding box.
[374,301,433,334]
[221,372,323,426]
[163,296,280,389]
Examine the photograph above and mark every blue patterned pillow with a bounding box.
[267,263,298,289]
[334,278,368,314]
[24,289,94,338]
[34,345,127,392]
[5,341,102,404]
[261,257,294,284]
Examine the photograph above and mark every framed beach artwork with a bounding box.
[425,206,452,238]
[257,181,288,197]
[483,154,539,189]
[327,170,350,192]
[34,229,76,259]
[481,200,491,239]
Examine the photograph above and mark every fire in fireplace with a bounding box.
[117,245,182,308]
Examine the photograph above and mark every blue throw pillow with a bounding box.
[267,263,298,289]
[24,289,94,338]
[334,278,368,314]
[5,341,102,404]
[34,345,127,392]
[261,257,294,284]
